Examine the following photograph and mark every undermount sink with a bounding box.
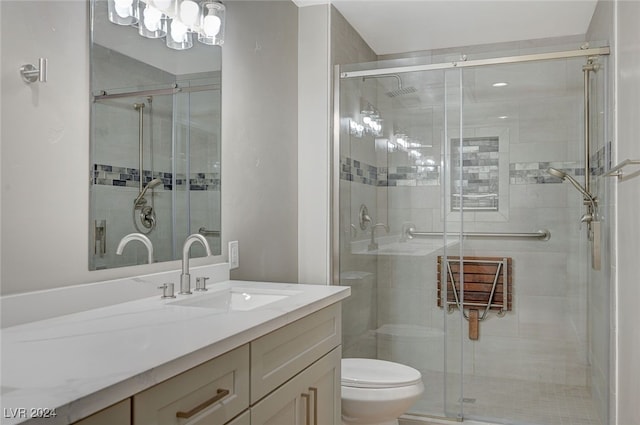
[168,286,301,312]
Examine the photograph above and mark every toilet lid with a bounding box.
[341,358,422,389]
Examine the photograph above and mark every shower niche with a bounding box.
[89,0,221,270]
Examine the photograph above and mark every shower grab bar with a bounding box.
[407,228,550,241]
[604,159,640,182]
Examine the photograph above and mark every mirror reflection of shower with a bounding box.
[133,98,160,234]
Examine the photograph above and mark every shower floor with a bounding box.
[410,370,602,425]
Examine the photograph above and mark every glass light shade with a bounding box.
[138,4,167,38]
[108,0,139,25]
[151,0,173,13]
[166,19,193,50]
[179,0,200,26]
[198,1,225,45]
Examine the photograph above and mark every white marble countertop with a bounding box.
[0,280,349,425]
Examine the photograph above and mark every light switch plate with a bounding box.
[229,240,239,269]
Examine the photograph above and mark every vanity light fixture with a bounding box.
[389,131,432,165]
[492,82,508,87]
[350,102,383,138]
[107,0,225,50]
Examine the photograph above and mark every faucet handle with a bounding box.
[195,277,209,291]
[158,283,176,299]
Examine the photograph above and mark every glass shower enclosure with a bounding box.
[335,46,609,424]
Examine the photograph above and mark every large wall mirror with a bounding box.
[89,0,222,270]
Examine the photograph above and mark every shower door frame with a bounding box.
[331,45,610,422]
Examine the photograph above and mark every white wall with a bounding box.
[614,1,640,424]
[1,1,101,294]
[298,4,330,285]
[221,1,299,283]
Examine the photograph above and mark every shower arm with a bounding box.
[362,74,402,88]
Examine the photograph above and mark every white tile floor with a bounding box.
[409,370,602,425]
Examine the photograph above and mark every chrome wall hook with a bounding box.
[20,58,47,83]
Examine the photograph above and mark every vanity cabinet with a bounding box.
[73,303,342,425]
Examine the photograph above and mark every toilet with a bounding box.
[341,358,424,425]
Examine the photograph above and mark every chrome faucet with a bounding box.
[116,233,154,264]
[179,233,213,294]
[368,223,390,251]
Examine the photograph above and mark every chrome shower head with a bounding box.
[146,178,163,190]
[386,85,417,98]
[546,167,567,179]
[134,178,163,206]
[363,74,417,98]
[546,168,596,207]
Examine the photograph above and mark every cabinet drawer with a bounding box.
[72,400,130,425]
[251,347,341,425]
[134,344,249,425]
[251,304,341,403]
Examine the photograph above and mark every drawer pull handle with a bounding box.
[176,388,230,419]
[309,387,318,425]
[301,393,311,425]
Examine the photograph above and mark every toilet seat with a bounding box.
[341,358,422,389]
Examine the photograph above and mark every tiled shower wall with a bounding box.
[347,56,591,392]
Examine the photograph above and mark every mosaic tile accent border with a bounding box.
[386,165,440,187]
[340,157,440,187]
[93,164,220,191]
[341,157,378,185]
[591,141,612,177]
[341,157,597,187]
[509,162,582,184]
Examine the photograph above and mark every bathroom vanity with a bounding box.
[1,269,349,425]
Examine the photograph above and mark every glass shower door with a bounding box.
[337,64,465,421]
[453,57,600,425]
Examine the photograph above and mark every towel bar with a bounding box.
[603,159,640,182]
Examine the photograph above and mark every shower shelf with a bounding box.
[604,159,640,182]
